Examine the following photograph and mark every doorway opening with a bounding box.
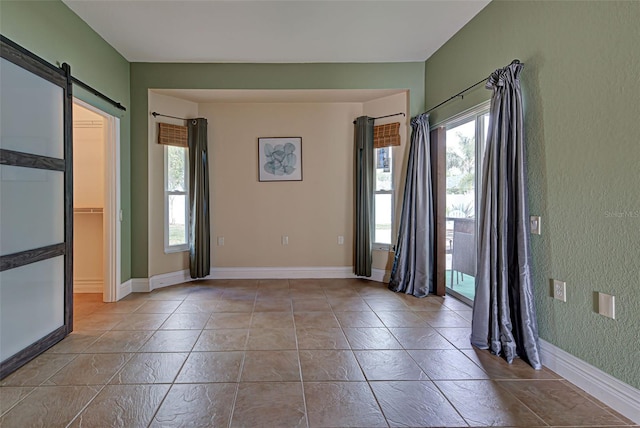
[72,99,120,303]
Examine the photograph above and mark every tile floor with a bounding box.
[0,278,636,427]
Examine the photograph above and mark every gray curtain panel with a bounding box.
[471,61,542,369]
[187,118,211,279]
[389,113,434,297]
[354,116,374,277]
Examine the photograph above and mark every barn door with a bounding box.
[0,36,73,379]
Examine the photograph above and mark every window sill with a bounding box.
[164,245,189,254]
[372,243,391,252]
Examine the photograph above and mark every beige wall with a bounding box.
[201,102,362,267]
[362,93,410,272]
[148,92,198,276]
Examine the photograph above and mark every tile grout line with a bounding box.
[291,280,311,428]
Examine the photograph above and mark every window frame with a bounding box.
[373,145,394,251]
[164,145,189,253]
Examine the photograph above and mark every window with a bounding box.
[164,145,189,252]
[374,146,393,249]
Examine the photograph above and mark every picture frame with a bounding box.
[258,137,303,182]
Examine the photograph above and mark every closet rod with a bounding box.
[352,112,405,125]
[421,59,522,116]
[152,112,188,121]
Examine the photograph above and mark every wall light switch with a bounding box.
[338,235,344,245]
[530,216,541,235]
[598,292,616,319]
[282,235,289,245]
[217,236,224,246]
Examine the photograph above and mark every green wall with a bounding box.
[0,0,132,281]
[425,0,640,389]
[130,62,425,277]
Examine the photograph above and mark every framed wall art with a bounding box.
[258,137,302,182]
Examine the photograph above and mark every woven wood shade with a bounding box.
[158,122,188,147]
[373,122,401,148]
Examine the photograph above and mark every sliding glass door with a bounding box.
[442,106,489,303]
[0,37,73,378]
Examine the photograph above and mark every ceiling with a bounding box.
[62,0,490,63]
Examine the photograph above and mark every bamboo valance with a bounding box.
[158,122,188,147]
[373,122,401,148]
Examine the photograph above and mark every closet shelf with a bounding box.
[74,207,103,214]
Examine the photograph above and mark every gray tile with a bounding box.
[0,387,34,416]
[247,328,296,350]
[498,379,628,426]
[408,349,489,380]
[343,327,403,350]
[176,352,244,383]
[140,330,201,352]
[296,328,350,350]
[354,350,428,380]
[305,382,387,427]
[299,350,365,381]
[110,353,188,384]
[160,312,210,329]
[294,311,340,328]
[241,350,300,382]
[0,354,77,386]
[151,383,237,427]
[231,382,306,428]
[389,327,455,350]
[46,353,132,385]
[0,386,100,427]
[84,330,154,353]
[436,380,546,426]
[193,329,248,351]
[205,312,252,329]
[69,384,169,427]
[370,381,467,427]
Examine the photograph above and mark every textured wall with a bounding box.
[0,0,132,281]
[425,1,640,388]
[130,62,425,277]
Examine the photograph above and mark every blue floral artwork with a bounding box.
[258,137,302,181]
[264,142,296,176]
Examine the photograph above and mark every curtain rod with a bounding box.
[352,112,405,125]
[152,112,187,121]
[422,59,522,116]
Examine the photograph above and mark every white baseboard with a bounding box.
[73,279,103,293]
[131,278,151,293]
[128,267,388,293]
[150,269,194,291]
[118,279,132,300]
[540,339,640,423]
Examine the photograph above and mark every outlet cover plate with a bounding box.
[598,292,616,319]
[553,279,566,302]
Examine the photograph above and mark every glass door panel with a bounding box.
[0,38,71,379]
[445,119,477,302]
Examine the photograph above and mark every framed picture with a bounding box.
[258,137,303,182]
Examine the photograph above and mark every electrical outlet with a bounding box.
[530,216,541,235]
[338,235,344,245]
[217,236,224,246]
[553,279,566,302]
[281,235,288,245]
